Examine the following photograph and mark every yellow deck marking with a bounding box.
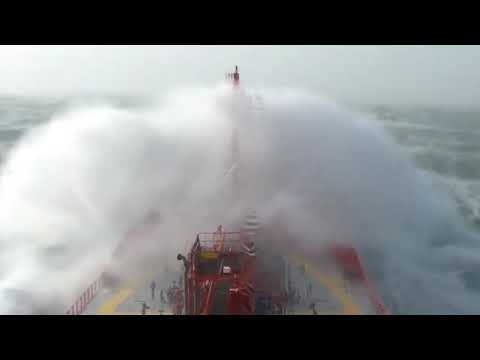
[294,311,341,315]
[97,273,162,315]
[290,253,362,315]
[97,289,134,315]
[102,311,174,316]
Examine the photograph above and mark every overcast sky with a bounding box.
[0,45,478,108]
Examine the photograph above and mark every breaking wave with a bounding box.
[0,86,479,314]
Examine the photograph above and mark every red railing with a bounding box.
[196,232,246,252]
[65,275,103,315]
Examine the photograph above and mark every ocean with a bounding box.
[1,93,480,314]
[371,106,480,231]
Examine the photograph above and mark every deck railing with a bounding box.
[196,232,245,252]
[65,275,103,315]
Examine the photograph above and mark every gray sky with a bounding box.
[0,45,479,108]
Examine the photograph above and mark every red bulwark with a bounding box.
[332,245,390,315]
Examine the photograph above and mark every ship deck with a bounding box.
[83,252,377,315]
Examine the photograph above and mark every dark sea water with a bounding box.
[370,106,480,230]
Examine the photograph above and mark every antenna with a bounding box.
[233,66,240,87]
